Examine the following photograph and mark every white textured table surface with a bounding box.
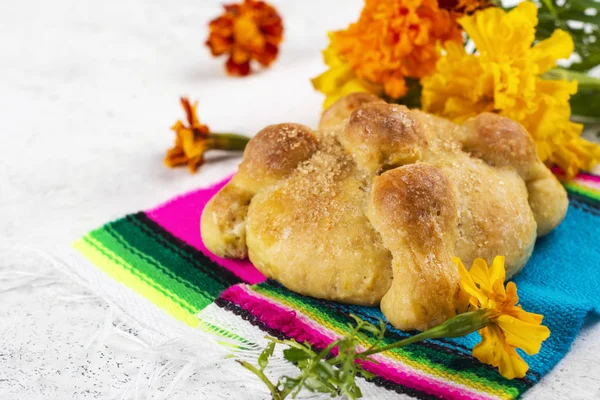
[1,0,599,398]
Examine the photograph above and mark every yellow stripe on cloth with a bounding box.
[74,236,199,328]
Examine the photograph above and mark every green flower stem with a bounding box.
[543,68,600,91]
[209,133,250,151]
[360,310,489,357]
[237,360,292,400]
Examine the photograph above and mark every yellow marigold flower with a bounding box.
[454,256,550,379]
[330,0,463,99]
[311,40,383,110]
[205,0,283,76]
[166,97,249,173]
[422,1,600,177]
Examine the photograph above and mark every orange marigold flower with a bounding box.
[330,0,462,99]
[166,97,250,174]
[206,0,283,76]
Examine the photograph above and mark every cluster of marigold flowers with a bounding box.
[311,0,600,177]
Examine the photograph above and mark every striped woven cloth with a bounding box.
[75,172,600,399]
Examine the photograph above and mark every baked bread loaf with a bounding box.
[201,94,568,331]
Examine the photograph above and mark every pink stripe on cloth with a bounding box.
[551,168,600,182]
[223,284,339,346]
[221,284,493,400]
[580,173,600,183]
[145,177,266,284]
[574,175,600,190]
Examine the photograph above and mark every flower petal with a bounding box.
[473,326,529,379]
[383,74,407,99]
[164,147,188,168]
[531,29,574,74]
[458,1,537,61]
[495,314,550,355]
[180,98,199,127]
[536,79,578,105]
[504,281,519,307]
[322,42,345,67]
[321,78,378,110]
[255,42,279,67]
[551,136,600,179]
[472,327,500,366]
[469,258,493,295]
[225,57,251,76]
[311,63,355,95]
[454,257,487,307]
[489,256,506,298]
[187,155,205,174]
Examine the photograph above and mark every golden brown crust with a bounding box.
[462,113,568,237]
[368,164,459,330]
[318,92,384,132]
[462,113,538,177]
[201,123,318,258]
[526,164,569,236]
[200,182,253,258]
[246,153,393,305]
[370,164,457,252]
[236,123,319,193]
[340,103,427,173]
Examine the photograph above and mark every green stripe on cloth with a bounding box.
[91,225,215,311]
[564,182,600,202]
[97,220,216,309]
[74,213,242,327]
[124,213,241,290]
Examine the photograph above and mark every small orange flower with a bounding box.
[330,0,462,99]
[166,97,250,174]
[206,0,283,76]
[165,97,212,173]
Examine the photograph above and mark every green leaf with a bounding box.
[570,53,600,72]
[296,359,310,370]
[283,347,311,363]
[570,89,600,120]
[535,0,600,71]
[314,361,336,380]
[348,383,363,399]
[357,366,376,380]
[281,376,299,389]
[560,10,600,24]
[358,323,382,335]
[304,377,337,394]
[566,0,600,12]
[258,341,275,371]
